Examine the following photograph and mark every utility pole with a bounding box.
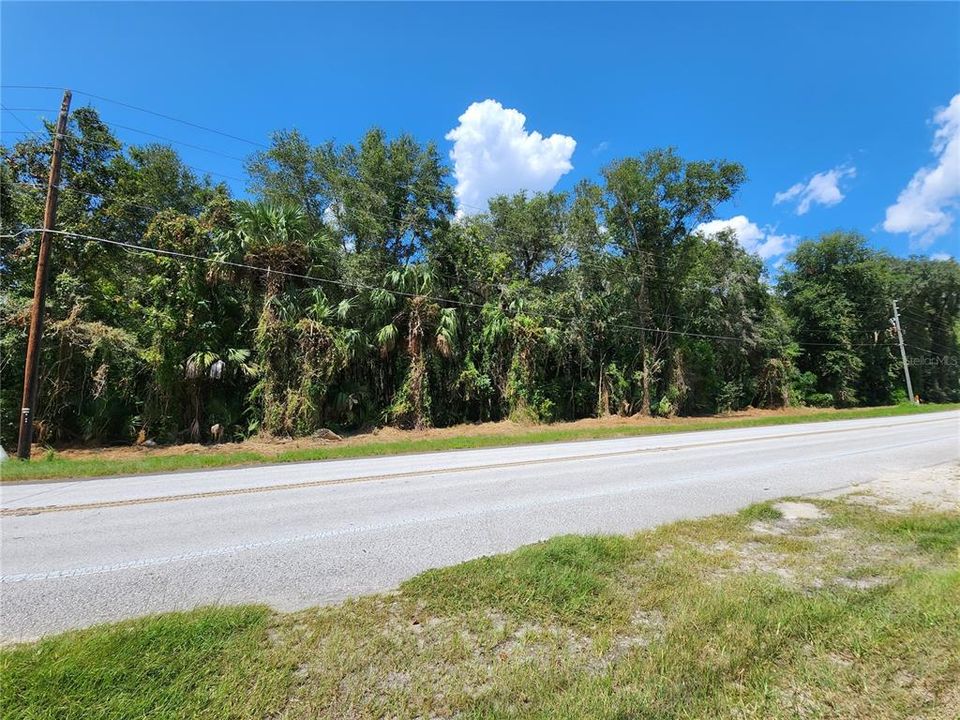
[890,299,917,406]
[16,89,71,460]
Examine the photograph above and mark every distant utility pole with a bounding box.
[16,89,72,460]
[890,299,917,406]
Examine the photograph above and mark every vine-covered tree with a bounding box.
[2,109,957,448]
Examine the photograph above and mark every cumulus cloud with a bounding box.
[930,252,953,261]
[774,165,856,215]
[445,99,576,215]
[883,94,960,249]
[693,215,796,260]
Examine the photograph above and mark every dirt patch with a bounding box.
[774,501,827,520]
[817,462,959,513]
[750,502,829,536]
[701,503,929,593]
[34,406,852,463]
[834,575,890,591]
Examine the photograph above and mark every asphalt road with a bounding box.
[2,411,957,641]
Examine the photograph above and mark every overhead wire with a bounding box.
[3,87,949,286]
[7,180,165,215]
[0,227,743,342]
[7,133,696,306]
[0,85,269,148]
[5,90,699,276]
[89,120,247,162]
[894,309,960,355]
[2,109,246,183]
[0,226,908,352]
[0,104,42,135]
[3,86,949,354]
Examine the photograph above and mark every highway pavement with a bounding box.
[1,411,957,641]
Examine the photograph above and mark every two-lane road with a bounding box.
[2,411,957,641]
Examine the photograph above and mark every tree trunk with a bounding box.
[640,342,652,416]
[597,359,609,417]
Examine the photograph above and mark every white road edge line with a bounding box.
[4,415,956,515]
[1,435,947,584]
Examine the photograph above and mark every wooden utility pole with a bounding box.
[16,89,71,460]
[890,299,918,406]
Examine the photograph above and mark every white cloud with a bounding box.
[883,94,960,249]
[693,215,797,260]
[774,165,856,215]
[930,252,952,261]
[757,233,797,259]
[445,99,576,215]
[696,216,764,246]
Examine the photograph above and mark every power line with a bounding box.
[4,174,771,329]
[904,344,955,358]
[893,310,959,355]
[5,152,738,316]
[6,88,948,346]
[7,180,165,215]
[71,135,245,183]
[5,89,714,273]
[6,122,246,186]
[0,104,40,134]
[97,120,247,161]
[0,227,775,345]
[4,85,579,220]
[3,108,247,167]
[93,131,685,277]
[1,85,269,149]
[6,176,939,341]
[0,152,766,286]
[0,87,921,296]
[0,226,906,353]
[896,307,958,331]
[9,125,246,184]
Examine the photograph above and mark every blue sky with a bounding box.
[2,2,958,264]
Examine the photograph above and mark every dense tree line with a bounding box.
[2,109,957,447]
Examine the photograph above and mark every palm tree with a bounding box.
[373,265,457,429]
[228,201,312,296]
[219,201,342,435]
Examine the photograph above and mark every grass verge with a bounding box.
[2,497,958,719]
[2,402,957,482]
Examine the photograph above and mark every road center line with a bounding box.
[1,435,947,584]
[2,416,954,517]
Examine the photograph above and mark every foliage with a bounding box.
[1,111,957,448]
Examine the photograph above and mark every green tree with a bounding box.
[779,232,896,406]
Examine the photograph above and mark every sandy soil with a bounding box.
[34,406,839,463]
[817,462,959,513]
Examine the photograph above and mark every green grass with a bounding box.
[0,607,291,720]
[3,402,956,482]
[403,534,632,625]
[737,501,785,522]
[3,496,958,719]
